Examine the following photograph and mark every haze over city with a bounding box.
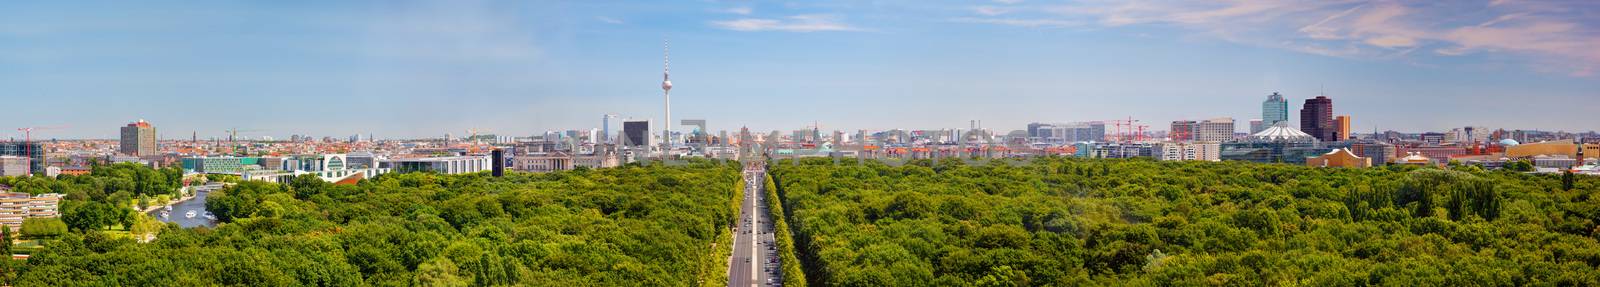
[2,0,1596,139]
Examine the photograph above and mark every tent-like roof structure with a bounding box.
[1247,122,1317,143]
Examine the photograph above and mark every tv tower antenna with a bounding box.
[661,38,673,158]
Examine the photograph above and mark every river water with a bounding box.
[149,188,219,228]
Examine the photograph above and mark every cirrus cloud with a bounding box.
[957,0,1600,76]
[711,14,862,32]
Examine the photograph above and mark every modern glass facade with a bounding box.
[0,142,45,174]
[1262,92,1289,126]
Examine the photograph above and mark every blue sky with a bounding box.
[1,0,1595,139]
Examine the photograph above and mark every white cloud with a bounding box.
[723,7,753,15]
[1364,35,1416,48]
[595,16,623,24]
[711,14,861,32]
[993,0,1025,4]
[951,17,1079,28]
[974,6,1010,16]
[959,0,1600,76]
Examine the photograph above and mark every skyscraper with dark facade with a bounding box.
[622,120,650,147]
[1300,96,1334,142]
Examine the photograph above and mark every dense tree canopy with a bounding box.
[769,157,1600,286]
[7,160,742,286]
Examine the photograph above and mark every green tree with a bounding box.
[1562,170,1576,191]
[415,257,470,287]
[290,174,328,200]
[19,218,67,239]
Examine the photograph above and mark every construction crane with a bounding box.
[1099,117,1141,143]
[466,128,483,144]
[16,125,68,163]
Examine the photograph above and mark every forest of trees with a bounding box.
[5,157,1599,286]
[3,160,742,286]
[769,157,1600,286]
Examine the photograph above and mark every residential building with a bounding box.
[120,119,158,157]
[0,192,62,230]
[1194,118,1235,143]
[1155,142,1220,161]
[1300,96,1334,142]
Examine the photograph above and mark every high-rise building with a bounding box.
[1334,115,1352,141]
[120,119,158,157]
[1262,92,1288,126]
[1194,118,1235,143]
[1300,96,1334,142]
[622,120,651,147]
[1169,120,1197,141]
[1249,119,1265,134]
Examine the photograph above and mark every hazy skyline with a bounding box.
[1,0,1596,140]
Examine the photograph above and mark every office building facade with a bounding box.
[0,142,46,175]
[387,156,492,174]
[1300,96,1334,142]
[1334,115,1351,141]
[1262,92,1288,126]
[622,120,651,147]
[1194,118,1235,143]
[120,120,158,157]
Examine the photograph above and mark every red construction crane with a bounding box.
[16,125,68,161]
[1100,117,1142,143]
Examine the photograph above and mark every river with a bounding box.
[149,185,220,228]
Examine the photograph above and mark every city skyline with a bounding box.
[2,1,1597,139]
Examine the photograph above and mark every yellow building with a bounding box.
[1505,139,1599,158]
[1335,115,1351,141]
[1306,148,1372,168]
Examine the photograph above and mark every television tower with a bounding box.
[661,39,673,157]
